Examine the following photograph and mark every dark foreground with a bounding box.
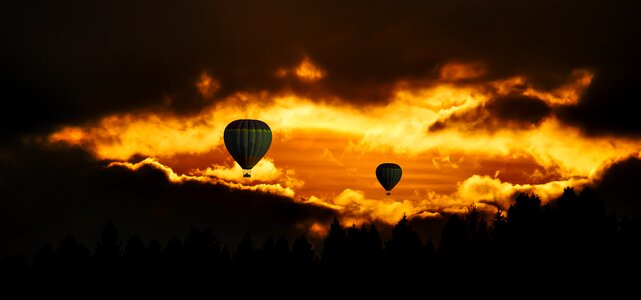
[1,188,640,293]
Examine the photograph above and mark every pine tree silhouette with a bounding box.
[425,237,436,263]
[365,224,383,263]
[291,235,315,269]
[161,237,184,274]
[123,234,148,273]
[386,214,423,267]
[32,243,57,275]
[439,215,467,261]
[184,228,221,273]
[322,217,346,266]
[58,235,90,275]
[235,233,256,269]
[274,235,291,268]
[5,186,641,287]
[148,239,162,261]
[94,220,121,275]
[258,236,276,269]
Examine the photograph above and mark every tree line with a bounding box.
[1,187,640,285]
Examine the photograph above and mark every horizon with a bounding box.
[2,0,641,266]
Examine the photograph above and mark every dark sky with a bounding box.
[1,0,641,257]
[2,0,640,139]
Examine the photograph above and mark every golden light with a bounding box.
[48,65,641,225]
[109,158,297,198]
[522,69,594,106]
[295,57,325,81]
[439,62,486,81]
[197,72,220,98]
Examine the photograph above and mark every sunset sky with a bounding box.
[2,0,640,255]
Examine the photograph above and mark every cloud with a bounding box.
[109,157,299,198]
[47,74,641,217]
[193,158,303,188]
[428,94,552,132]
[428,70,594,133]
[303,174,588,225]
[196,72,221,99]
[2,0,639,143]
[48,74,607,177]
[439,62,486,82]
[307,189,429,225]
[559,65,641,136]
[294,57,325,82]
[455,175,589,210]
[590,155,641,216]
[487,95,551,125]
[0,143,335,258]
[4,0,641,257]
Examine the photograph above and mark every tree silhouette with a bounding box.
[161,237,184,274]
[345,223,364,266]
[94,220,121,274]
[123,234,148,274]
[146,238,162,275]
[291,235,315,270]
[219,245,232,269]
[386,214,423,267]
[184,228,221,272]
[5,187,641,285]
[364,224,383,265]
[58,235,90,275]
[274,235,291,267]
[557,187,579,216]
[0,254,26,281]
[235,233,256,269]
[32,243,57,275]
[508,193,542,230]
[258,236,275,268]
[148,239,162,261]
[439,215,467,261]
[464,206,489,262]
[322,217,346,266]
[425,237,436,264]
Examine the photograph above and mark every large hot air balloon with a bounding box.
[376,163,402,195]
[223,119,272,177]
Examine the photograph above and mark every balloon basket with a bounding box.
[386,192,391,195]
[243,169,252,178]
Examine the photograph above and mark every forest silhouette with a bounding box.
[1,187,640,288]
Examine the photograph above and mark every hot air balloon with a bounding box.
[376,163,402,195]
[223,119,272,177]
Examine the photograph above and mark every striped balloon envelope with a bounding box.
[223,119,272,177]
[376,163,402,195]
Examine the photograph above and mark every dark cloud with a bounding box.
[558,65,641,136]
[487,95,551,125]
[428,106,487,132]
[2,0,640,142]
[0,142,336,258]
[592,157,641,216]
[429,95,551,132]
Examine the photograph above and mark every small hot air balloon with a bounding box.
[376,163,402,195]
[223,119,272,177]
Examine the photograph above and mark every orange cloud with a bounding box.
[273,57,325,82]
[191,158,304,189]
[197,72,220,98]
[109,158,297,198]
[48,66,641,225]
[295,57,325,81]
[439,62,486,81]
[492,69,593,106]
[303,174,588,224]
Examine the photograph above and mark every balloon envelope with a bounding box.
[376,163,402,195]
[223,119,272,177]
